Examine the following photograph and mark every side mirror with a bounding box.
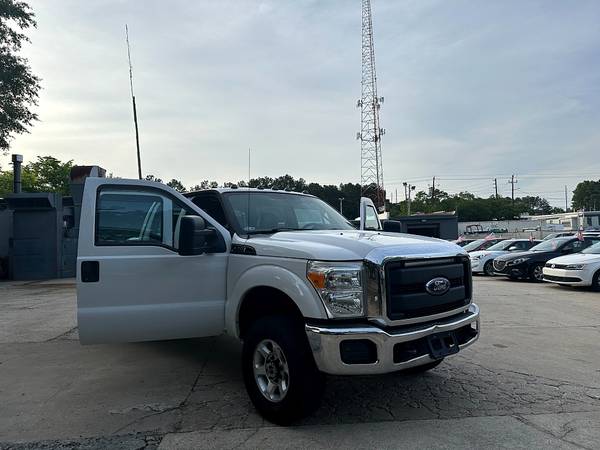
[382,220,402,233]
[178,216,217,256]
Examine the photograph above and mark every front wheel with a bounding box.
[530,264,544,282]
[242,316,324,424]
[483,260,495,276]
[592,270,600,292]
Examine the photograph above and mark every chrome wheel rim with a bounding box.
[253,339,290,402]
[534,265,544,281]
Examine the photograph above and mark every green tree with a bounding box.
[0,0,41,153]
[515,196,553,215]
[0,163,36,194]
[572,180,600,211]
[0,155,72,195]
[27,156,72,194]
[166,178,187,193]
[145,174,163,183]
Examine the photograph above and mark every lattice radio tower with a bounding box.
[357,0,385,211]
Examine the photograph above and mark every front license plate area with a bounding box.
[427,331,459,359]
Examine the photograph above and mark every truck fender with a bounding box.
[226,264,327,338]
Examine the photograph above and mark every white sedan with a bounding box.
[543,242,600,291]
[470,239,541,276]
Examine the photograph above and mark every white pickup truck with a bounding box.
[77,178,480,423]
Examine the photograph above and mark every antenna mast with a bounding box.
[126,24,143,180]
[357,0,385,211]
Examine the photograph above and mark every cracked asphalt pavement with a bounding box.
[0,278,599,449]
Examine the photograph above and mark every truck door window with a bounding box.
[96,189,195,250]
[96,192,163,245]
[365,206,380,230]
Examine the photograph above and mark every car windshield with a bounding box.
[582,242,600,254]
[486,240,514,251]
[529,237,572,252]
[462,239,485,251]
[224,191,355,235]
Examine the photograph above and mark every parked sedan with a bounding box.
[461,238,506,253]
[493,236,600,282]
[543,242,600,291]
[470,239,541,276]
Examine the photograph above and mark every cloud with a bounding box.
[4,0,600,207]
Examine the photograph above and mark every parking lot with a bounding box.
[1,278,599,449]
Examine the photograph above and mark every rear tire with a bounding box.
[483,260,495,277]
[530,264,544,282]
[592,270,600,292]
[402,359,443,374]
[242,315,324,425]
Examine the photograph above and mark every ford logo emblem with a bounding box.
[425,277,451,296]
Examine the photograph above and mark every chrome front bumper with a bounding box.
[305,303,480,375]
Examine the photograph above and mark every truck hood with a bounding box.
[236,230,466,263]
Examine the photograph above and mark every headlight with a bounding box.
[307,261,364,317]
[511,257,530,265]
[565,264,585,270]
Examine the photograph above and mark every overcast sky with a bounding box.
[4,0,600,206]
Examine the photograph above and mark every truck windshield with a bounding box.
[224,191,355,235]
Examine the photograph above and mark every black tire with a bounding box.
[530,264,544,282]
[483,260,495,277]
[242,315,324,425]
[592,270,600,292]
[402,359,444,374]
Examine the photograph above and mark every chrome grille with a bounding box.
[384,256,471,321]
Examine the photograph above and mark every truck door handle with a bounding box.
[81,261,99,283]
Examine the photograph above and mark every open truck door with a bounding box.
[77,178,231,344]
[359,197,382,231]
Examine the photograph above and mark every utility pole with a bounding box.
[126,25,142,180]
[432,176,436,203]
[357,0,385,212]
[338,197,344,215]
[494,178,498,198]
[403,182,415,215]
[508,174,517,205]
[565,185,568,212]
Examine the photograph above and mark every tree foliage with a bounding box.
[0,0,41,153]
[388,189,564,222]
[166,178,187,193]
[572,180,600,211]
[0,155,72,195]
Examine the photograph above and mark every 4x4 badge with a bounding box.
[425,277,451,296]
